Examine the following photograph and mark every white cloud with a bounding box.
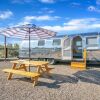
[38,8,55,14]
[17,15,60,25]
[90,24,100,28]
[24,16,34,22]
[65,18,97,25]
[0,10,13,20]
[24,15,60,21]
[47,10,55,13]
[39,0,56,3]
[88,6,100,13]
[42,25,79,31]
[42,18,100,32]
[71,2,80,6]
[88,6,96,11]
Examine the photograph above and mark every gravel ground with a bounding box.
[0,61,100,100]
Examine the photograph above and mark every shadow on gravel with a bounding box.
[14,77,32,82]
[14,74,78,89]
[54,61,70,66]
[12,70,100,88]
[73,70,100,85]
[38,74,78,88]
[87,64,100,68]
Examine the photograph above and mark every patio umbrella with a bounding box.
[0,24,56,60]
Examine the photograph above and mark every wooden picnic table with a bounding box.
[10,60,53,76]
[3,60,54,87]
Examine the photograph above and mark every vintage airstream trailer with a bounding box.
[19,35,64,64]
[19,32,100,64]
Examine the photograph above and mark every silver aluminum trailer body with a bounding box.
[62,32,100,64]
[19,35,65,63]
[19,32,100,64]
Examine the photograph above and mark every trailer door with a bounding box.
[72,36,83,59]
[62,38,72,60]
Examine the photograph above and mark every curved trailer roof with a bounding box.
[68,32,100,37]
[54,32,100,39]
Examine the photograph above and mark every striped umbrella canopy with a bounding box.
[0,24,56,39]
[0,24,56,59]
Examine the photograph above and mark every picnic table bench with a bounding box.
[3,69,40,87]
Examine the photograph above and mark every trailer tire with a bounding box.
[47,59,56,65]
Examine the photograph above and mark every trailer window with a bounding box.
[53,39,61,46]
[38,40,45,46]
[76,41,82,46]
[86,37,98,46]
[64,39,70,48]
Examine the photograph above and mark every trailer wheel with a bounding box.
[47,59,56,65]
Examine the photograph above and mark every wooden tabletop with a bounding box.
[10,60,49,66]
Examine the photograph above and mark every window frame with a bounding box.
[38,40,45,46]
[76,41,82,46]
[86,36,98,46]
[52,39,61,46]
[63,38,70,48]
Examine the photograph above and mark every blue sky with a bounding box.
[0,0,100,36]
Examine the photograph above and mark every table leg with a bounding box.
[16,64,27,71]
[24,66,27,71]
[43,64,52,77]
[8,63,17,80]
[37,65,51,77]
[37,66,41,74]
[33,76,39,87]
[44,65,50,75]
[21,64,27,71]
[29,66,30,72]
[8,73,13,80]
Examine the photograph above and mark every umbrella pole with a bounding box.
[4,36,7,61]
[29,28,31,71]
